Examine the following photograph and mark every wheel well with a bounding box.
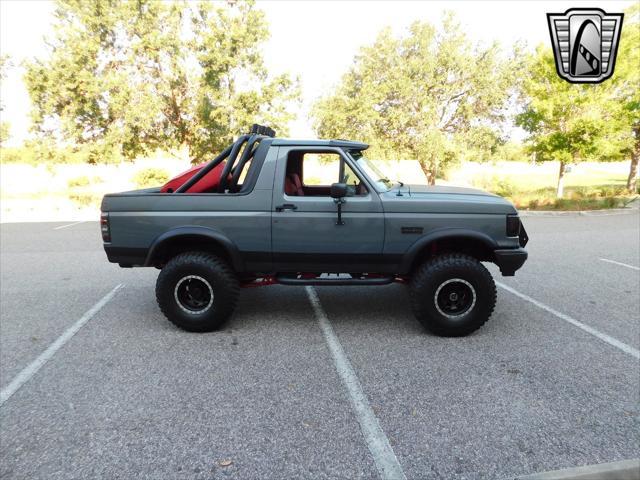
[411,237,494,273]
[149,235,235,269]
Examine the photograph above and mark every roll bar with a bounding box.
[175,143,233,193]
[175,124,275,194]
[216,134,252,193]
[228,134,261,192]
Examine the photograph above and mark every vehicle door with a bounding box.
[271,146,385,272]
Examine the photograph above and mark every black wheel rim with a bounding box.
[434,278,476,319]
[174,275,214,314]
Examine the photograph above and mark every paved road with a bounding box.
[0,213,638,479]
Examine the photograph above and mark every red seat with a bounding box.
[287,173,304,196]
[161,162,227,193]
[284,176,296,196]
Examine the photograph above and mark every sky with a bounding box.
[0,0,634,146]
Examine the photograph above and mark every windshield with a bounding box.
[348,151,395,191]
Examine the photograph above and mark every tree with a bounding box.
[516,46,627,198]
[0,55,11,146]
[312,15,520,184]
[610,4,640,192]
[25,0,299,163]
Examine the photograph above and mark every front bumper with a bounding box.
[494,248,528,276]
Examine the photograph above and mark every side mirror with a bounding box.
[330,183,347,225]
[330,182,348,199]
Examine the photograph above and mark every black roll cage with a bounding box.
[175,124,275,194]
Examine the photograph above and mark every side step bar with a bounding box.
[275,275,394,286]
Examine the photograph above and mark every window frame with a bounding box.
[283,147,372,198]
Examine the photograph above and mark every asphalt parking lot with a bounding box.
[1,212,639,479]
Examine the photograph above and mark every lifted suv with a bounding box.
[101,125,528,336]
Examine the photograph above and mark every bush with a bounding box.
[67,175,91,188]
[132,168,170,188]
[495,180,515,198]
[527,198,540,209]
[0,147,29,164]
[597,185,626,198]
[470,173,496,191]
[0,141,124,165]
[68,192,102,208]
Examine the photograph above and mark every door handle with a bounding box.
[275,203,298,212]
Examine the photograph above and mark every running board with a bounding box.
[275,275,393,286]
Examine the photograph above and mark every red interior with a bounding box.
[160,162,228,193]
[284,173,304,196]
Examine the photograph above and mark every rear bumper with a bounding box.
[494,248,528,276]
[104,245,147,267]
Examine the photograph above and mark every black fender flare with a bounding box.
[144,226,243,271]
[400,228,498,273]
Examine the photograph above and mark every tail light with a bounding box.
[506,214,520,237]
[100,212,111,242]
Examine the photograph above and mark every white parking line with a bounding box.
[53,221,86,230]
[599,258,640,271]
[0,284,124,408]
[496,281,639,360]
[305,286,406,480]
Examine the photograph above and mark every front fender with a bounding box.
[399,228,498,274]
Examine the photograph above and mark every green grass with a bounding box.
[469,164,627,190]
[459,161,636,210]
[508,185,635,211]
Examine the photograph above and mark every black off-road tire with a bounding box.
[409,253,496,337]
[155,252,239,332]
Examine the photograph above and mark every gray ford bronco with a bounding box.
[101,125,528,336]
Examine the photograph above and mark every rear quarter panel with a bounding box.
[101,147,278,265]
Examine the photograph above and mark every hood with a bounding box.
[404,185,499,197]
[380,184,517,215]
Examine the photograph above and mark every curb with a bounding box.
[515,458,640,480]
[518,207,638,217]
[520,208,638,217]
